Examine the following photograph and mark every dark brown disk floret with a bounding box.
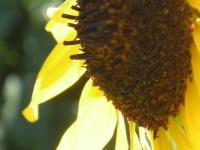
[63,0,199,137]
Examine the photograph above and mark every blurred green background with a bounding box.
[0,0,88,149]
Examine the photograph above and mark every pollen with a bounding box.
[63,0,199,137]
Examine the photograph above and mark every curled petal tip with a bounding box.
[22,104,39,123]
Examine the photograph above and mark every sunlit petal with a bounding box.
[147,129,172,150]
[56,79,117,150]
[128,122,142,150]
[47,23,76,43]
[178,105,186,127]
[186,0,200,11]
[48,0,78,23]
[46,0,78,38]
[134,133,142,150]
[193,22,200,53]
[78,79,104,107]
[152,129,172,150]
[22,105,38,123]
[191,46,200,94]
[47,7,58,18]
[128,121,135,150]
[23,43,85,122]
[139,127,151,150]
[168,117,191,150]
[115,111,128,150]
[184,81,200,150]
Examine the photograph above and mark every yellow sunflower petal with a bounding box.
[134,133,142,150]
[45,0,78,42]
[178,105,186,127]
[46,7,58,18]
[191,46,200,93]
[47,0,77,23]
[78,79,104,107]
[147,129,172,150]
[152,129,172,150]
[187,0,200,10]
[193,22,200,53]
[168,117,191,150]
[184,81,200,150]
[22,105,38,123]
[22,43,85,122]
[128,121,135,150]
[47,23,76,43]
[139,127,151,150]
[128,121,142,150]
[56,79,117,150]
[115,111,128,150]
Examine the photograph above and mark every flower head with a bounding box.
[23,0,200,149]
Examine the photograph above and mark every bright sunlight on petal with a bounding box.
[139,127,151,150]
[128,122,142,150]
[56,79,117,150]
[47,7,58,18]
[187,0,200,11]
[46,0,78,37]
[22,43,85,122]
[46,23,77,43]
[115,111,128,150]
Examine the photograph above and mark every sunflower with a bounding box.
[22,0,200,149]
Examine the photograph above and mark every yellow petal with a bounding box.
[178,105,186,127]
[45,0,78,42]
[168,117,191,150]
[22,105,38,123]
[47,23,77,43]
[48,0,77,23]
[193,22,200,54]
[184,81,200,150]
[56,79,117,150]
[191,46,200,94]
[187,0,200,11]
[134,133,142,150]
[128,121,142,150]
[46,7,58,18]
[115,111,128,150]
[152,129,172,150]
[128,121,135,150]
[146,131,154,149]
[139,127,151,150]
[23,43,85,122]
[78,79,104,107]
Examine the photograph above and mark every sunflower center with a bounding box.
[63,0,199,136]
